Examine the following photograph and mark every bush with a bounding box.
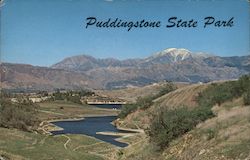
[53,90,65,100]
[66,95,81,104]
[136,96,154,110]
[148,75,250,150]
[243,89,250,105]
[205,128,216,140]
[0,98,39,131]
[118,83,177,118]
[118,104,137,119]
[52,90,84,104]
[240,75,250,105]
[156,83,177,97]
[197,75,250,107]
[147,106,214,150]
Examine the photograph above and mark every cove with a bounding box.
[51,116,130,147]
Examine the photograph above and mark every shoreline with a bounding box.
[39,114,118,134]
[39,114,144,148]
[39,117,86,135]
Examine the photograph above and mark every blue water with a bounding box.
[51,116,130,147]
[90,104,122,109]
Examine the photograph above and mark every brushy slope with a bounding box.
[163,100,250,160]
[154,83,209,108]
[118,99,250,160]
[116,83,208,129]
[117,75,250,160]
[97,82,188,103]
[0,127,118,160]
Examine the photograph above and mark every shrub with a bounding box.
[243,89,250,105]
[156,83,177,97]
[52,90,84,104]
[118,104,137,119]
[136,96,154,110]
[205,128,216,140]
[147,106,214,150]
[197,75,250,107]
[119,83,177,118]
[66,95,81,104]
[53,90,65,100]
[148,75,250,150]
[0,98,39,131]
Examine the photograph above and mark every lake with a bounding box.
[51,104,133,147]
[90,104,122,109]
[51,116,130,147]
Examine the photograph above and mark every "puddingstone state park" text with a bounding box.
[85,16,234,31]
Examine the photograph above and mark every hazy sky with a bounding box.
[1,0,249,66]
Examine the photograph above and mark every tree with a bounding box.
[0,98,39,131]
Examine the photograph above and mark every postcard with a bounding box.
[0,0,249,159]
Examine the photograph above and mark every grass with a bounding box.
[37,100,119,121]
[0,127,117,160]
[117,133,163,160]
[116,80,250,160]
[221,139,250,159]
[2,78,249,160]
[119,84,210,130]
[160,104,250,160]
[155,84,209,109]
[0,101,122,160]
[203,128,217,140]
[97,82,187,103]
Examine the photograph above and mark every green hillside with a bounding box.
[117,75,250,160]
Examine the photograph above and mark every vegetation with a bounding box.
[0,127,108,160]
[243,89,250,105]
[147,107,214,150]
[197,74,250,107]
[118,83,176,118]
[118,104,137,119]
[221,139,250,159]
[0,97,39,131]
[53,90,94,104]
[147,75,250,150]
[0,94,119,159]
[38,101,118,121]
[156,83,178,98]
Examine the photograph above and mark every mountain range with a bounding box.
[1,48,249,90]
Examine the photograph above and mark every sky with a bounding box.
[1,0,249,66]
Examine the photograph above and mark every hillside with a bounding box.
[154,83,209,108]
[0,127,115,160]
[161,100,250,160]
[116,76,250,160]
[52,48,249,89]
[97,82,189,103]
[0,63,102,90]
[1,48,249,90]
[0,100,119,160]
[116,83,208,129]
[118,99,250,160]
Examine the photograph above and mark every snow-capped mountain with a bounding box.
[1,48,249,90]
[154,48,192,61]
[146,48,212,64]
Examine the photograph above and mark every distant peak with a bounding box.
[156,48,191,56]
[163,48,178,52]
[68,54,95,59]
[150,48,192,62]
[163,48,190,53]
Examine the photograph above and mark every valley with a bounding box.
[1,0,249,159]
[0,100,133,160]
[0,48,250,160]
[0,75,250,160]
